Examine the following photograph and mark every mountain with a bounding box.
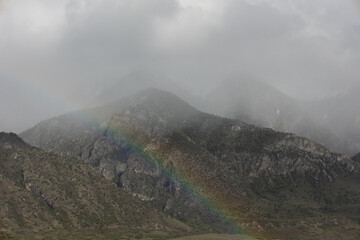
[21,89,229,232]
[93,70,197,107]
[306,84,360,155]
[0,132,191,239]
[203,78,355,155]
[21,88,360,239]
[202,78,300,131]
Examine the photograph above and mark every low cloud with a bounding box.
[0,0,359,132]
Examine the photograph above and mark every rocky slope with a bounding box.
[0,132,191,239]
[21,89,228,231]
[21,88,360,239]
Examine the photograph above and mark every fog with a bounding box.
[1,0,360,134]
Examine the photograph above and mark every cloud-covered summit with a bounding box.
[1,0,359,132]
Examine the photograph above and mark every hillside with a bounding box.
[21,88,360,239]
[0,132,191,239]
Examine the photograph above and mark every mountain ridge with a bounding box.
[20,88,360,239]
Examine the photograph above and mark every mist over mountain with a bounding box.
[93,70,197,108]
[1,0,360,133]
[90,74,360,156]
[201,77,360,155]
[306,84,360,155]
[21,88,360,239]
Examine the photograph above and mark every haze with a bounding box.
[1,0,360,133]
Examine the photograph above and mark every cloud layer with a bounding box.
[1,0,360,132]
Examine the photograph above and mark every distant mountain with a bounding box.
[306,84,360,155]
[0,132,190,239]
[21,88,360,239]
[203,78,355,155]
[202,78,304,131]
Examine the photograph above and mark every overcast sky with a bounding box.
[1,0,360,132]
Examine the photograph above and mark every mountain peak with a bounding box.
[105,88,201,139]
[0,132,25,144]
[136,87,180,99]
[134,87,195,106]
[105,87,200,119]
[94,70,192,106]
[0,132,28,151]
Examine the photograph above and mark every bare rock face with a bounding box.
[21,88,360,239]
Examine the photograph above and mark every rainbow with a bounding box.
[7,73,259,238]
[77,109,258,239]
[107,125,240,230]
